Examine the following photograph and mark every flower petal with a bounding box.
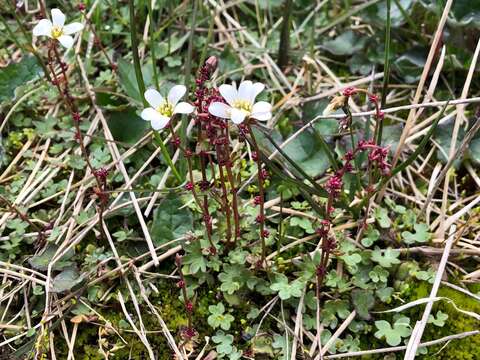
[33,19,53,37]
[141,108,170,130]
[250,82,265,102]
[238,80,253,101]
[144,89,164,108]
[208,102,230,118]
[57,35,74,48]
[252,101,272,114]
[63,22,84,35]
[231,108,247,124]
[51,8,66,27]
[174,102,195,114]
[219,84,237,106]
[251,112,271,121]
[140,108,159,121]
[168,85,186,106]
[150,115,170,130]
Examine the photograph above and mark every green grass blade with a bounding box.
[128,0,146,106]
[385,102,449,181]
[153,132,182,183]
[146,0,160,89]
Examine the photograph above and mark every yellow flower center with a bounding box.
[232,99,252,114]
[156,102,173,117]
[51,26,64,39]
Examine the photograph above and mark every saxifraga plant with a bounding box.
[22,4,448,356]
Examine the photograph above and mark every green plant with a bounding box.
[374,316,412,346]
[208,303,234,330]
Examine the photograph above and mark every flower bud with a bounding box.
[182,327,196,339]
[316,265,326,277]
[185,301,194,312]
[175,254,183,267]
[172,136,181,148]
[368,94,379,104]
[256,214,265,223]
[342,87,357,97]
[209,246,217,256]
[260,169,269,180]
[205,56,218,71]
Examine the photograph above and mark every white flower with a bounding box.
[208,80,272,124]
[141,85,195,130]
[32,8,84,49]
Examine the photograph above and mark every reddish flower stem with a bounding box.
[175,255,193,330]
[215,147,233,243]
[168,123,215,250]
[47,40,107,241]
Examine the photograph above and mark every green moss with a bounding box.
[408,282,480,359]
[53,281,214,359]
[355,281,480,360]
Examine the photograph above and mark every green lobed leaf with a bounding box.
[212,331,234,354]
[374,207,391,228]
[361,226,380,247]
[371,247,401,268]
[208,302,234,330]
[270,274,304,300]
[374,317,411,346]
[428,310,448,327]
[402,223,431,245]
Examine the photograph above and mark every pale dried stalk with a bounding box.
[404,225,456,359]
[423,118,480,218]
[324,331,479,359]
[438,37,480,240]
[132,267,185,359]
[392,0,453,166]
[117,291,156,360]
[76,55,159,266]
[318,311,357,358]
[290,292,305,360]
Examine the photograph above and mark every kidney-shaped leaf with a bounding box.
[51,267,83,293]
[151,194,193,245]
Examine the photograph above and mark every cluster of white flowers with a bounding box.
[33,8,273,130]
[139,80,272,130]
